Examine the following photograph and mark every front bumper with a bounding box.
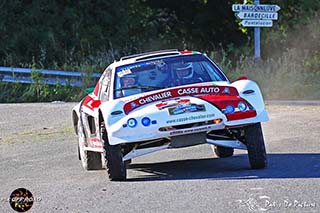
[106,97,268,145]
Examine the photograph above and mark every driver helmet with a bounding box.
[120,74,137,87]
[174,62,194,80]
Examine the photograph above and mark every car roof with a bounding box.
[111,50,201,68]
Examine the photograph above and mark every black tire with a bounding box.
[245,123,267,169]
[213,146,234,158]
[101,123,127,181]
[125,159,132,166]
[78,145,81,160]
[78,123,102,170]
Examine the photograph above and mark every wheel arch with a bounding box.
[98,109,105,127]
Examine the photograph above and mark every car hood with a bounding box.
[121,81,237,114]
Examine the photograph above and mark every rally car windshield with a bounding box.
[114,54,228,98]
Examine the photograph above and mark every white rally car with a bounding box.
[72,49,268,181]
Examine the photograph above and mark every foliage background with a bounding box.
[0,0,319,102]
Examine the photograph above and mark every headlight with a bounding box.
[127,118,137,128]
[141,117,151,127]
[224,105,235,114]
[238,102,247,112]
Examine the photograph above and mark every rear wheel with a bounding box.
[78,122,102,170]
[212,145,234,158]
[245,123,267,169]
[101,123,127,181]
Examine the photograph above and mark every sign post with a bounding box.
[254,0,260,60]
[232,1,280,60]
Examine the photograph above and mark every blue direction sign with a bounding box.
[236,12,278,20]
[232,4,281,12]
[232,1,281,60]
[240,20,273,27]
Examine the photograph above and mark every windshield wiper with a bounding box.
[114,85,164,91]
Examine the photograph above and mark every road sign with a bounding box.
[240,20,273,27]
[236,12,278,20]
[232,1,281,60]
[232,4,281,12]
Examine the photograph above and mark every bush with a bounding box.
[216,47,320,100]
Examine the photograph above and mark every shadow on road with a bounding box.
[127,153,320,181]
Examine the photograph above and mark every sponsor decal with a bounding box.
[156,98,190,110]
[170,126,211,135]
[145,59,165,66]
[222,87,230,94]
[155,98,206,115]
[130,102,138,108]
[89,137,102,148]
[177,87,220,95]
[138,91,172,105]
[168,104,205,115]
[166,99,206,115]
[166,113,215,124]
[117,59,166,77]
[117,69,132,77]
[123,85,238,114]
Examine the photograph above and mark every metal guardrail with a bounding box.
[0,66,101,87]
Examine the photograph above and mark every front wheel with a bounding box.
[244,123,267,169]
[101,123,127,181]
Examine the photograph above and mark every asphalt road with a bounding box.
[0,102,320,212]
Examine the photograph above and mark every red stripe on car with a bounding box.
[123,85,238,114]
[82,96,101,111]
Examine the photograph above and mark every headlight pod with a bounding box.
[127,118,137,128]
[125,117,154,128]
[238,102,247,112]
